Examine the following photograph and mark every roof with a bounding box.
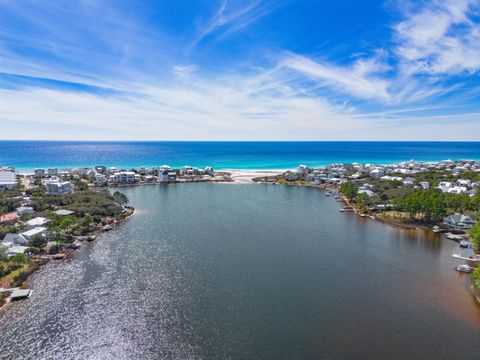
[0,212,20,223]
[11,288,30,299]
[55,209,74,216]
[6,246,29,256]
[25,217,49,226]
[21,227,47,237]
[2,233,28,244]
[445,213,475,224]
[16,206,34,213]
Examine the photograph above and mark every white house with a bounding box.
[47,168,58,177]
[159,168,170,183]
[380,175,402,181]
[358,189,374,197]
[444,214,475,230]
[370,168,385,178]
[109,171,140,184]
[0,169,17,191]
[437,181,452,193]
[447,186,468,194]
[5,245,29,258]
[21,227,48,241]
[420,181,430,190]
[95,174,106,185]
[45,177,74,195]
[403,177,415,187]
[25,217,50,229]
[34,168,45,178]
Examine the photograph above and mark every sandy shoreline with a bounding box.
[225,169,284,183]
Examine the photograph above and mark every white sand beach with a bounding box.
[225,170,284,183]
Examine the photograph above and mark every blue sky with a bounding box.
[0,0,479,140]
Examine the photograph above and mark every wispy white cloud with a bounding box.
[187,0,272,50]
[394,0,480,75]
[0,0,479,141]
[281,52,392,102]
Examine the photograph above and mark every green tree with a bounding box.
[340,183,357,201]
[10,253,28,265]
[74,181,88,191]
[473,267,480,289]
[82,213,94,227]
[0,245,7,261]
[113,191,129,205]
[469,222,480,252]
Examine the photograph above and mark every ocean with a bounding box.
[1,141,480,172]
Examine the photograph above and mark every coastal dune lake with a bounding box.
[1,184,479,359]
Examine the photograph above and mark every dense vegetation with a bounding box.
[392,190,480,223]
[470,223,480,252]
[1,184,130,287]
[473,267,480,290]
[341,178,480,224]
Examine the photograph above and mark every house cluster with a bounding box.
[281,160,480,198]
[0,206,49,258]
[103,164,217,184]
[31,164,218,186]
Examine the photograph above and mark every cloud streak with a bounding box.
[0,0,479,140]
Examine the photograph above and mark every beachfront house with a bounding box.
[34,168,45,178]
[168,172,177,182]
[95,165,106,174]
[205,166,214,176]
[0,169,18,191]
[60,170,72,180]
[95,174,106,185]
[159,168,170,183]
[109,171,140,184]
[284,171,299,181]
[444,213,475,230]
[45,177,75,195]
[48,168,58,177]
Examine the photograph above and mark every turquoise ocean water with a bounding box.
[0,141,479,171]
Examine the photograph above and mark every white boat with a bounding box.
[445,233,465,241]
[455,264,473,273]
[459,240,470,248]
[432,225,440,233]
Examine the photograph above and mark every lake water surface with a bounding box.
[0,184,479,359]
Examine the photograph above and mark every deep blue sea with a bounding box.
[0,141,479,172]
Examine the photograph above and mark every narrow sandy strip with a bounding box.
[225,169,284,183]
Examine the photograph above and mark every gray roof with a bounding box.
[55,209,74,216]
